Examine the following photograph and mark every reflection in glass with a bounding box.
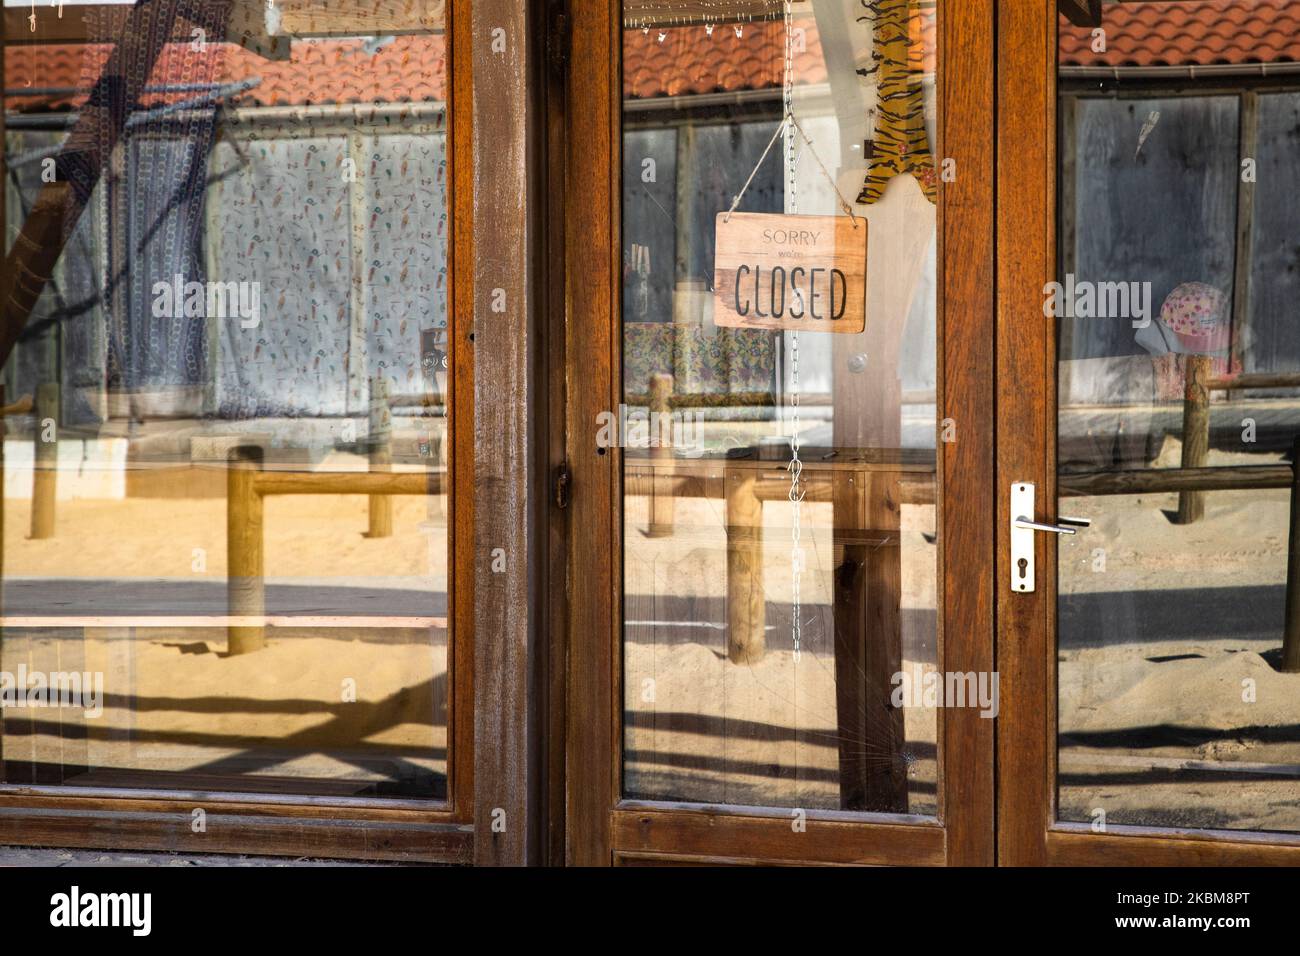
[1057,0,1300,832]
[621,0,940,814]
[1,6,450,799]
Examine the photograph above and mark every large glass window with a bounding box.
[1056,0,1300,834]
[620,0,941,814]
[2,2,452,800]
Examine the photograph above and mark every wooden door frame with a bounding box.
[0,0,480,864]
[564,0,995,867]
[995,0,1300,866]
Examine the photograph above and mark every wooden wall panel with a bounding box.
[564,0,619,867]
[275,0,446,36]
[613,805,947,867]
[996,0,1058,869]
[471,0,544,866]
[449,0,477,835]
[939,0,996,867]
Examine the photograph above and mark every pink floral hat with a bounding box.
[1158,281,1229,353]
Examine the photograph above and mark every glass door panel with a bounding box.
[1055,0,1300,834]
[620,0,942,816]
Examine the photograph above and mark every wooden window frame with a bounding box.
[0,0,477,865]
[564,0,995,867]
[996,0,1300,866]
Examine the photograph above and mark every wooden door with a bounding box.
[998,0,1300,865]
[564,0,995,866]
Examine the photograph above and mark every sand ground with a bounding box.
[2,432,1298,833]
[1,488,449,799]
[1056,438,1300,832]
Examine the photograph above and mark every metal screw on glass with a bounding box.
[1009,482,1090,593]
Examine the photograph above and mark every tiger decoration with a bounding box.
[856,0,938,205]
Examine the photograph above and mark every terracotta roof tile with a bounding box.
[3,9,947,114]
[621,12,936,101]
[5,34,446,113]
[622,22,804,99]
[1060,0,1300,69]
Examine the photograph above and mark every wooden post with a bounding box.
[1176,354,1212,524]
[30,382,58,540]
[368,376,393,538]
[726,467,764,664]
[1228,92,1259,382]
[832,470,869,810]
[227,445,265,655]
[646,372,675,537]
[1282,437,1300,673]
[419,328,448,520]
[863,471,906,811]
[832,469,908,813]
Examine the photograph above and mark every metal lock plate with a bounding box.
[1010,481,1036,593]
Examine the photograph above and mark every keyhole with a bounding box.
[1017,557,1028,579]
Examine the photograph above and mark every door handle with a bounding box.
[1010,482,1088,593]
[1014,517,1086,535]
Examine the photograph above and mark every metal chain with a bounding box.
[783,0,805,663]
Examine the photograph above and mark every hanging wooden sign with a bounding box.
[713,213,867,334]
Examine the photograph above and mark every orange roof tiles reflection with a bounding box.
[5,35,446,113]
[4,8,945,114]
[1060,0,1300,68]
